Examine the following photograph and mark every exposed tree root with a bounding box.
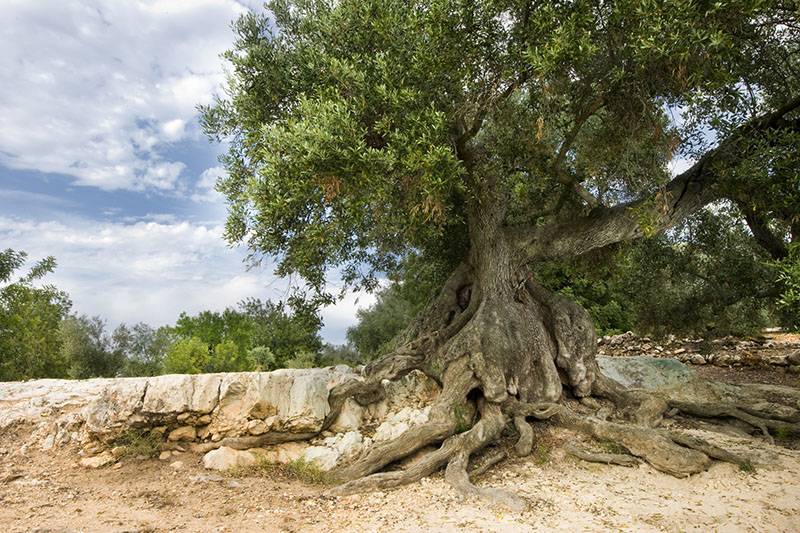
[669,400,800,443]
[513,416,533,456]
[316,269,799,507]
[564,443,639,467]
[191,432,317,453]
[468,448,507,479]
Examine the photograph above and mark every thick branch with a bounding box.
[511,96,800,260]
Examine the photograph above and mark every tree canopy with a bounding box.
[202,0,799,302]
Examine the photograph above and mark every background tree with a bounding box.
[60,315,125,379]
[190,0,800,499]
[0,249,71,381]
[112,323,173,377]
[163,337,210,374]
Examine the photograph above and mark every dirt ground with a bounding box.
[2,421,799,533]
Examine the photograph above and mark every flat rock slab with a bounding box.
[597,356,697,390]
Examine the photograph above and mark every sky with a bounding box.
[0,0,374,344]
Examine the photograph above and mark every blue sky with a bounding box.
[0,0,373,343]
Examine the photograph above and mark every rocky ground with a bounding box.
[2,335,800,532]
[599,331,800,387]
[2,424,799,532]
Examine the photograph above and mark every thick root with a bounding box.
[191,432,316,454]
[556,408,712,476]
[444,403,527,511]
[669,400,800,442]
[332,357,477,481]
[564,443,639,467]
[513,416,533,456]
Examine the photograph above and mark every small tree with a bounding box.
[163,337,209,374]
[60,315,124,379]
[0,249,71,380]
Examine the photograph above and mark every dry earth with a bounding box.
[2,416,799,532]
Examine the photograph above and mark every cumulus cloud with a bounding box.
[0,0,250,193]
[0,214,370,343]
[191,166,226,203]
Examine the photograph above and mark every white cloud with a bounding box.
[0,0,249,192]
[191,166,226,203]
[0,214,368,343]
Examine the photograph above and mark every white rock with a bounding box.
[374,407,429,442]
[329,398,364,433]
[170,460,184,470]
[257,441,308,464]
[159,451,172,460]
[202,447,257,471]
[303,446,340,471]
[143,374,222,415]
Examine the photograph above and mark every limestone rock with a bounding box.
[597,356,697,390]
[257,441,309,464]
[302,446,340,471]
[167,426,197,442]
[247,419,268,435]
[202,446,257,471]
[374,407,430,442]
[329,398,364,433]
[143,374,222,415]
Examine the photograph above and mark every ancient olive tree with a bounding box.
[203,0,800,504]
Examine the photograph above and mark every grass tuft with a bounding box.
[228,456,333,485]
[112,429,162,459]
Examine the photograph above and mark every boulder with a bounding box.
[202,446,257,471]
[302,446,340,471]
[597,356,697,390]
[787,350,800,366]
[329,398,364,433]
[374,407,430,442]
[167,426,196,442]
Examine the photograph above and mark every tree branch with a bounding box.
[510,96,800,261]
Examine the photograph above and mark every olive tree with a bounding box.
[202,0,800,503]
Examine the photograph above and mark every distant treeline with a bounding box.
[0,248,358,381]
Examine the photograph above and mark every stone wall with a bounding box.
[0,366,439,472]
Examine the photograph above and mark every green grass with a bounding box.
[533,442,551,465]
[738,459,756,474]
[111,429,162,459]
[228,456,333,485]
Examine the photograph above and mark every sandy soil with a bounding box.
[2,423,799,533]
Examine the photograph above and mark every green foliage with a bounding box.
[202,0,796,309]
[346,285,419,360]
[283,350,318,369]
[536,256,635,336]
[248,345,277,371]
[775,244,800,330]
[0,249,71,381]
[318,343,361,367]
[112,429,163,459]
[113,323,173,377]
[59,315,125,379]
[171,299,323,371]
[163,337,209,374]
[613,206,777,337]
